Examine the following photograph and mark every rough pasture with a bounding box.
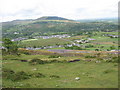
[2,53,118,88]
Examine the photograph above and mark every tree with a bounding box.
[3,38,18,54]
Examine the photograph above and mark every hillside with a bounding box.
[2,16,118,39]
[36,16,70,20]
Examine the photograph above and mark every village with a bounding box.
[0,33,119,52]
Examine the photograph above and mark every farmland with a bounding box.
[17,31,118,51]
[19,38,71,48]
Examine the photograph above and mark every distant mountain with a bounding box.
[36,16,70,20]
[2,16,75,26]
[76,18,118,23]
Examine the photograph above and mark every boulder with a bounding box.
[75,77,80,80]
[95,61,101,63]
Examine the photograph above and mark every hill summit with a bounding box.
[36,16,70,20]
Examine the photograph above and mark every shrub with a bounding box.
[2,68,15,79]
[33,73,45,78]
[48,60,68,63]
[2,69,30,81]
[65,45,84,50]
[24,52,31,55]
[50,75,60,78]
[95,49,99,51]
[48,55,61,58]
[12,71,30,81]
[103,69,114,74]
[10,58,20,60]
[3,68,15,74]
[29,58,68,65]
[112,57,119,63]
[85,55,96,58]
[105,57,119,63]
[29,58,46,65]
[48,60,61,63]
[18,49,31,55]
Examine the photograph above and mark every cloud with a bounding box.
[0,0,119,22]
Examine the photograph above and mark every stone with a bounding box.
[33,68,37,71]
[95,61,101,63]
[56,85,59,87]
[75,77,80,80]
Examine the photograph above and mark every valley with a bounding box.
[1,16,119,88]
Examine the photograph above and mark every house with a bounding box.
[104,34,118,38]
[0,41,3,43]
[66,44,73,47]
[34,34,71,39]
[0,46,5,49]
[11,37,28,41]
[88,38,96,40]
[14,32,19,34]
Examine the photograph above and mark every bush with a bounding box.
[2,69,30,81]
[48,55,61,58]
[18,49,31,55]
[108,57,118,63]
[3,68,15,74]
[105,57,119,63]
[48,60,61,63]
[112,57,119,63]
[48,60,68,63]
[2,68,15,79]
[65,46,84,50]
[12,71,30,81]
[85,55,96,58]
[103,69,114,74]
[33,73,45,78]
[29,58,46,65]
[29,58,68,65]
[50,75,60,78]
[23,52,31,55]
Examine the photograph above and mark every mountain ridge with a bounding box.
[36,16,70,20]
[2,16,74,23]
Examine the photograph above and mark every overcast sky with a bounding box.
[0,0,119,22]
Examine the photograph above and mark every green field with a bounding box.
[18,31,118,51]
[19,38,71,47]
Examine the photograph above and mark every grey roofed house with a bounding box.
[0,46,5,49]
[34,34,71,39]
[88,38,96,40]
[11,37,28,41]
[0,41,3,43]
[14,32,19,34]
[104,34,118,38]
[26,47,35,50]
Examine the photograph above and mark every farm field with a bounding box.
[19,38,72,48]
[18,31,118,51]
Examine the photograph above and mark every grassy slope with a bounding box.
[2,53,118,88]
[3,57,118,88]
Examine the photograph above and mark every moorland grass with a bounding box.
[2,54,118,88]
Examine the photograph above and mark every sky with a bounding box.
[0,0,119,22]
